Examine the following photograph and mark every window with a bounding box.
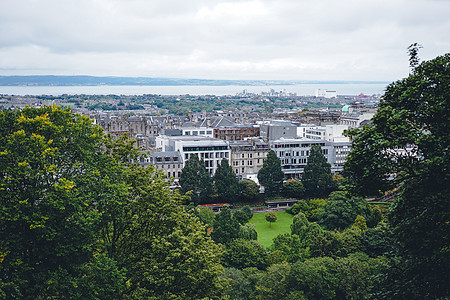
[207,131,212,134]
[200,131,205,135]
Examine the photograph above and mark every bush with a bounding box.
[282,179,305,199]
[239,179,260,202]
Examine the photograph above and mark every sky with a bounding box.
[1,0,449,82]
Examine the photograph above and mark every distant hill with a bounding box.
[0,75,387,87]
[0,75,289,86]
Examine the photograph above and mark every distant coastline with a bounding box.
[0,75,389,87]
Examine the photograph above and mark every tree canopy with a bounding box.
[302,145,335,197]
[179,154,213,204]
[258,150,284,196]
[344,52,450,298]
[0,106,225,299]
[213,158,240,202]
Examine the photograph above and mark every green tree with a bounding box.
[344,52,450,298]
[290,213,324,248]
[197,206,216,227]
[271,233,310,263]
[115,165,225,299]
[211,206,240,245]
[223,239,268,270]
[265,211,278,227]
[282,179,305,199]
[0,106,127,299]
[258,150,284,196]
[179,154,213,204]
[242,205,253,221]
[239,179,259,201]
[317,191,381,231]
[302,145,336,197]
[213,158,240,202]
[238,223,258,240]
[233,205,254,225]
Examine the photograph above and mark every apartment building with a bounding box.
[140,151,183,180]
[155,135,230,175]
[228,139,270,180]
[214,125,260,141]
[270,138,351,178]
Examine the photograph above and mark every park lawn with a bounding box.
[249,211,294,249]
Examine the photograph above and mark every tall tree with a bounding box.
[257,150,284,196]
[179,154,213,204]
[115,165,225,299]
[345,52,450,298]
[0,106,127,299]
[213,158,240,202]
[210,206,240,245]
[302,145,335,197]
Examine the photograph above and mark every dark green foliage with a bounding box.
[254,263,294,300]
[281,179,304,199]
[238,223,258,240]
[290,213,324,248]
[343,125,395,196]
[252,255,379,300]
[343,53,450,298]
[234,210,251,225]
[242,205,253,220]
[360,227,396,258]
[239,179,260,201]
[271,233,310,263]
[213,158,240,202]
[258,150,284,196]
[286,198,328,222]
[317,191,381,231]
[302,145,336,197]
[77,254,127,300]
[211,206,240,245]
[179,154,213,204]
[309,231,344,258]
[222,268,253,300]
[223,239,268,270]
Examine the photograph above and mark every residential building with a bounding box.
[140,151,183,180]
[155,135,230,175]
[270,138,351,178]
[214,125,260,141]
[229,138,270,181]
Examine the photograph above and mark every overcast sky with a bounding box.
[1,0,449,81]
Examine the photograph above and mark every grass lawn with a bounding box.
[249,211,294,249]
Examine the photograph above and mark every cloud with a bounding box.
[0,0,449,80]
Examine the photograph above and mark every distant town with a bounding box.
[1,89,378,186]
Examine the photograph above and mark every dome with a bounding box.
[341,105,349,112]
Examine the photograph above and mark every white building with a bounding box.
[180,127,214,138]
[270,138,351,178]
[155,135,230,175]
[316,89,337,98]
[297,124,350,142]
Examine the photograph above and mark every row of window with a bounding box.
[184,130,213,135]
[183,146,228,151]
[184,151,229,160]
[273,143,326,148]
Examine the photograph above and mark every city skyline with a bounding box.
[1,0,449,82]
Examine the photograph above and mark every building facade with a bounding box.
[229,139,270,180]
[155,135,231,175]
